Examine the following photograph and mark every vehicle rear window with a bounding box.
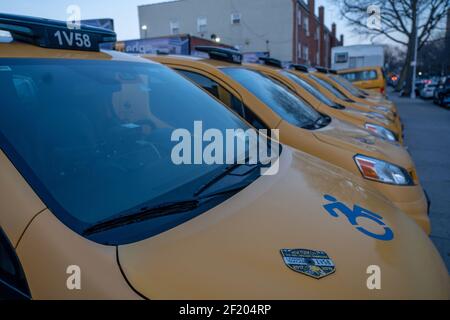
[341,70,378,82]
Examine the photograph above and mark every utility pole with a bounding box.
[411,15,419,99]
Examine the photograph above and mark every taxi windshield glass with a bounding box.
[308,75,350,101]
[280,71,335,107]
[222,67,322,128]
[0,58,258,244]
[330,75,366,97]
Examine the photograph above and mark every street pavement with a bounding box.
[389,89,450,272]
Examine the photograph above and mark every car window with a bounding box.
[222,67,322,128]
[330,74,366,97]
[177,69,269,131]
[280,71,335,107]
[361,70,378,81]
[308,74,350,101]
[341,72,357,82]
[0,58,260,244]
[177,70,243,115]
[0,228,31,299]
[344,70,378,82]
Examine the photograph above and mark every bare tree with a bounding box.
[384,45,407,74]
[339,0,450,94]
[418,33,449,75]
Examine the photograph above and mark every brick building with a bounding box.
[293,0,343,67]
[138,0,343,66]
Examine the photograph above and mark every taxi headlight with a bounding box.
[354,155,414,186]
[365,123,397,142]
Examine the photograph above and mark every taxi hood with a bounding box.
[117,148,448,299]
[344,108,393,127]
[313,119,413,170]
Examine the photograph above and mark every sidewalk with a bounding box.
[389,89,450,272]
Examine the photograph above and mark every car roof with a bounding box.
[244,62,282,72]
[143,53,241,69]
[0,40,158,64]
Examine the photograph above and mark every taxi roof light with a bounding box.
[259,57,283,69]
[291,64,313,73]
[0,13,116,52]
[315,66,330,74]
[195,46,242,64]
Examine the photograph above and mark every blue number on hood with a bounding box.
[323,195,394,241]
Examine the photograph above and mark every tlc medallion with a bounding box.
[280,249,336,279]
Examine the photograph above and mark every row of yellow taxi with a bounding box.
[0,14,448,299]
[147,49,428,234]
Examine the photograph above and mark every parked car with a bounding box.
[286,65,402,143]
[146,48,431,234]
[293,68,403,140]
[338,66,387,96]
[313,69,399,114]
[3,14,448,300]
[434,76,450,106]
[415,79,426,96]
[420,83,438,99]
[387,73,399,87]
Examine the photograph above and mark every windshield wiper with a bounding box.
[316,115,331,127]
[83,200,200,236]
[83,161,259,236]
[302,115,330,130]
[193,156,252,197]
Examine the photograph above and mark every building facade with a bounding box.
[138,0,343,66]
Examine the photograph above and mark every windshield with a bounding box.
[0,58,256,244]
[281,71,336,107]
[308,74,351,101]
[222,67,322,128]
[330,74,366,97]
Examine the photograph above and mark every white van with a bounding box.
[332,45,384,71]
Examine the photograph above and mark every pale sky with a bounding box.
[0,0,363,44]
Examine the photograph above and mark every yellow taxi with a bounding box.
[146,47,430,234]
[338,66,387,96]
[0,15,448,300]
[288,66,403,138]
[246,60,401,144]
[317,70,403,133]
[312,68,399,117]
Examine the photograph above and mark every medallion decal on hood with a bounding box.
[280,249,335,279]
